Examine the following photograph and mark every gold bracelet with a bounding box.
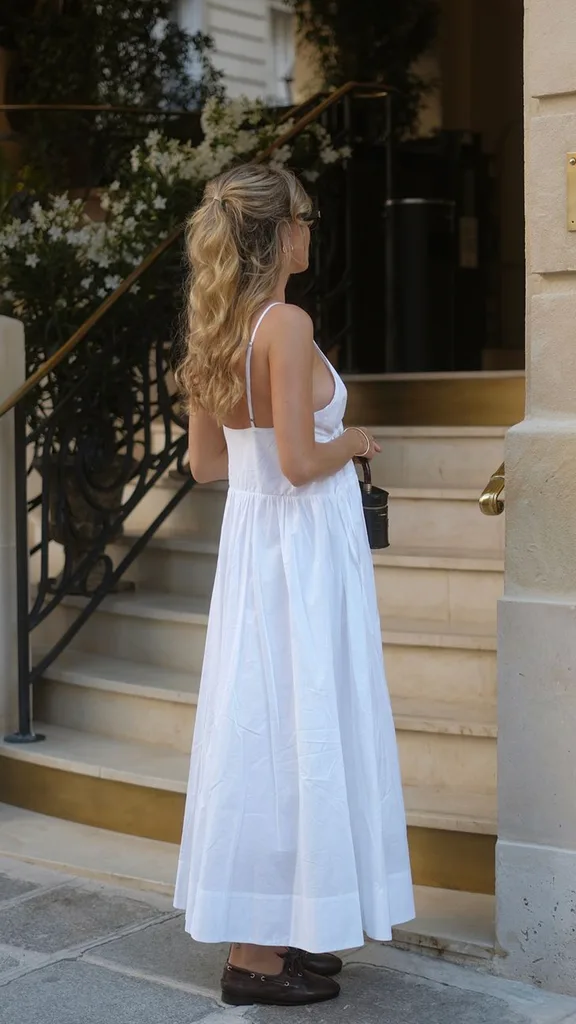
[346,427,370,458]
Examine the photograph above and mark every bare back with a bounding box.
[223,303,336,431]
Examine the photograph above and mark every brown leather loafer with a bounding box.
[285,947,343,977]
[221,950,340,1006]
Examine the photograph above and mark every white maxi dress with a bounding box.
[174,304,414,952]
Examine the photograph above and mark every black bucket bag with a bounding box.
[358,458,390,550]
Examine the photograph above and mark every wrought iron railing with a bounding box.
[0,82,392,744]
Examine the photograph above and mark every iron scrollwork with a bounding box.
[7,244,194,742]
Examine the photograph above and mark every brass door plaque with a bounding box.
[568,153,576,231]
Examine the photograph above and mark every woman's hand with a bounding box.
[345,427,382,461]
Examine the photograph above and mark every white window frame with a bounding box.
[174,0,206,36]
[266,1,296,106]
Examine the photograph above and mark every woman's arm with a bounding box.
[188,410,228,484]
[268,305,378,487]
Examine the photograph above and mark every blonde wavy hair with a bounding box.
[176,163,312,421]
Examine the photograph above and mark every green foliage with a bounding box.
[4,0,225,187]
[285,0,439,133]
[0,96,350,379]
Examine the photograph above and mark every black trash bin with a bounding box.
[385,198,456,372]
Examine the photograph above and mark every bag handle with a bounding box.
[358,457,372,493]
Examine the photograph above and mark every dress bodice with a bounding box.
[224,305,352,497]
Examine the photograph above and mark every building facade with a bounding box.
[176,0,296,104]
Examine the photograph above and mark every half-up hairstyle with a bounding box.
[176,163,312,421]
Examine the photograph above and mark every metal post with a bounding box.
[343,91,355,373]
[4,401,44,743]
[384,92,396,372]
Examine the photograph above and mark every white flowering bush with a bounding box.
[0,96,351,374]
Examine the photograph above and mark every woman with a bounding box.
[174,163,414,1007]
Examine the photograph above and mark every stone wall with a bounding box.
[496,0,576,995]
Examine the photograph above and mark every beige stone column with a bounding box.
[496,0,576,994]
[0,317,25,735]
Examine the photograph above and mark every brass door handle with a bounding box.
[479,463,505,516]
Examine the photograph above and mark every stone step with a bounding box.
[149,423,506,491]
[113,535,503,627]
[0,723,496,835]
[34,643,496,791]
[124,478,504,553]
[368,426,505,491]
[39,591,497,707]
[35,649,200,753]
[0,803,497,961]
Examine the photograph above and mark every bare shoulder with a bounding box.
[261,303,313,355]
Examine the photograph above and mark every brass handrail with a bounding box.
[0,80,385,420]
[0,104,193,114]
[479,463,505,516]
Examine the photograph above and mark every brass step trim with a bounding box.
[344,374,525,427]
[0,757,495,895]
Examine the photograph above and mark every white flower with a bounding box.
[131,282,141,295]
[270,145,291,166]
[134,201,146,216]
[340,145,352,159]
[95,3,103,13]
[97,288,107,298]
[104,274,122,291]
[100,193,111,211]
[109,180,120,192]
[52,195,70,212]
[320,146,340,165]
[151,18,168,41]
[302,169,320,183]
[0,231,18,250]
[25,254,40,268]
[48,225,63,240]
[130,152,140,173]
[80,277,93,290]
[146,129,162,149]
[31,202,47,227]
[152,195,167,210]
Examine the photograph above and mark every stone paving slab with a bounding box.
[2,854,576,1024]
[0,871,38,902]
[246,964,536,1024]
[91,914,229,992]
[0,960,218,1024]
[0,880,165,954]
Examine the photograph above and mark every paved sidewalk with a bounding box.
[1,856,576,1024]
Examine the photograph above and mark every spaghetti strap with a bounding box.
[246,302,283,427]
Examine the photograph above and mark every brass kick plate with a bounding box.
[568,153,576,231]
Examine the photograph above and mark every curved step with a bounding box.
[0,723,496,895]
[113,535,503,627]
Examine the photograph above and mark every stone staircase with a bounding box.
[0,424,505,903]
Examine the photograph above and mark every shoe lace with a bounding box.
[283,948,306,978]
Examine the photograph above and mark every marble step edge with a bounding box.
[0,804,497,961]
[142,473,492,503]
[35,648,201,706]
[60,590,498,651]
[116,533,504,573]
[0,727,496,834]
[150,422,508,440]
[36,649,496,738]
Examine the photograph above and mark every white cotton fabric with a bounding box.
[174,305,414,951]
